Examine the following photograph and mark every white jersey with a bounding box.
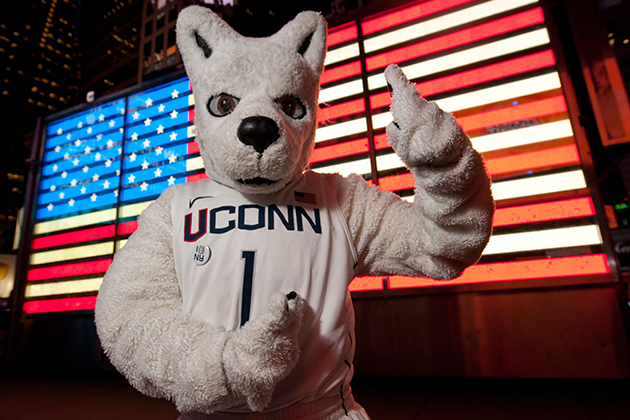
[170,171,358,412]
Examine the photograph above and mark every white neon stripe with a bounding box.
[311,158,372,177]
[189,93,195,106]
[119,200,153,219]
[187,156,204,172]
[188,125,197,138]
[319,80,364,104]
[471,120,574,153]
[364,0,539,53]
[401,196,414,202]
[491,170,586,201]
[30,241,115,265]
[315,118,367,143]
[25,277,103,298]
[33,208,117,235]
[482,224,602,255]
[116,239,128,251]
[324,43,360,66]
[371,72,562,129]
[376,153,405,171]
[367,29,551,90]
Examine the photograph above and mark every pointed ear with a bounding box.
[176,6,240,76]
[271,11,327,77]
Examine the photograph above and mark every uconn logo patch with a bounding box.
[184,204,322,242]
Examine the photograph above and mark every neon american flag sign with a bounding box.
[23,0,611,313]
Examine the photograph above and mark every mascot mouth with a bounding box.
[237,177,279,186]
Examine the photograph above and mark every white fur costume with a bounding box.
[94,6,494,419]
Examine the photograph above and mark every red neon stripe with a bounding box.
[349,276,384,292]
[117,220,138,236]
[458,95,567,132]
[366,8,545,71]
[24,296,98,314]
[361,0,476,35]
[310,138,370,164]
[378,172,414,192]
[493,197,595,227]
[485,144,580,176]
[27,258,113,281]
[31,225,116,250]
[187,172,209,183]
[374,133,390,150]
[317,99,365,123]
[327,25,358,47]
[370,50,556,109]
[321,61,362,85]
[188,140,200,155]
[387,254,610,289]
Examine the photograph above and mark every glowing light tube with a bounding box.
[315,118,367,143]
[324,43,360,66]
[327,25,358,48]
[25,277,103,298]
[367,29,551,91]
[186,156,204,172]
[387,254,609,289]
[485,144,580,176]
[491,170,587,201]
[493,197,595,227]
[311,158,372,177]
[23,296,98,314]
[119,200,153,219]
[30,241,115,265]
[318,99,365,123]
[310,138,370,164]
[319,80,364,104]
[470,120,574,153]
[364,0,540,53]
[32,225,115,250]
[482,224,602,255]
[33,208,117,235]
[376,153,405,172]
[349,276,384,292]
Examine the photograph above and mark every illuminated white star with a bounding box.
[52,164,58,172]
[47,203,53,211]
[118,148,122,154]
[87,127,93,134]
[78,122,83,129]
[98,114,105,122]
[145,98,153,107]
[142,139,151,148]
[171,89,179,99]
[155,146,163,155]
[57,128,63,135]
[95,152,101,160]
[82,166,89,173]
[91,193,97,202]
[141,160,149,170]
[140,181,148,191]
[154,167,162,177]
[105,159,112,167]
[64,152,70,160]
[168,176,176,186]
[157,125,164,134]
[169,132,177,141]
[158,104,165,112]
[68,198,75,206]
[50,185,56,192]
[92,173,100,182]
[132,111,140,120]
[103,180,110,189]
[72,158,79,166]
[131,132,138,141]
[61,171,68,178]
[119,128,124,133]
[59,192,65,199]
[70,179,78,187]
[80,186,86,194]
[74,139,81,147]
[55,145,61,153]
[96,134,103,140]
[109,120,115,128]
[116,169,120,176]
[114,189,119,197]
[120,108,125,115]
[170,110,178,119]
[84,145,92,154]
[144,118,152,127]
[129,152,137,162]
[66,134,71,140]
[128,174,135,183]
[168,154,177,164]
[107,139,114,148]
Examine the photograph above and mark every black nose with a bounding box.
[237,116,280,154]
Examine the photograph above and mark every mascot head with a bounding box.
[176,6,327,194]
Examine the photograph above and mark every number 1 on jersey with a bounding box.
[240,251,255,327]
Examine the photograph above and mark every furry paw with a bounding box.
[222,292,305,412]
[385,64,465,167]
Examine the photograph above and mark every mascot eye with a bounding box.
[276,96,306,120]
[208,94,240,117]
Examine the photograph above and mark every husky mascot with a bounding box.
[95,6,494,419]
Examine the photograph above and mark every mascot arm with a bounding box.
[95,187,304,413]
[333,65,494,280]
